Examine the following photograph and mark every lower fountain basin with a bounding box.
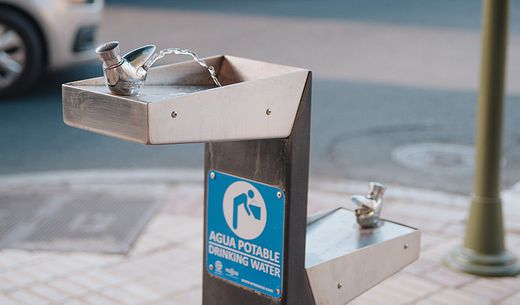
[305,208,420,305]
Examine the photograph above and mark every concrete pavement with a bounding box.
[1,169,520,305]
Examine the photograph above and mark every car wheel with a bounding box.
[0,8,44,97]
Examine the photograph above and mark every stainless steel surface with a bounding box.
[96,41,123,67]
[96,41,156,96]
[305,208,420,305]
[63,55,309,144]
[305,208,415,267]
[0,24,25,89]
[352,182,386,228]
[369,182,385,201]
[1,0,103,69]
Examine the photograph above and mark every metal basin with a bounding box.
[305,208,420,305]
[62,55,309,144]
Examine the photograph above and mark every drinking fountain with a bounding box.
[95,41,155,96]
[62,42,420,305]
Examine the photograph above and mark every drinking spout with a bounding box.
[95,41,156,96]
[352,182,386,228]
[96,41,123,68]
[123,44,157,71]
[95,41,220,95]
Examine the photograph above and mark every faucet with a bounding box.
[352,182,386,228]
[96,41,156,96]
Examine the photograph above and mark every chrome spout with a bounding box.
[96,41,122,67]
[352,182,386,228]
[96,41,156,96]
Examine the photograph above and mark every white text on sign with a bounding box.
[208,231,281,278]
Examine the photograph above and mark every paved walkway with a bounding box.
[0,169,519,305]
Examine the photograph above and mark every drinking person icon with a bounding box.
[233,190,262,229]
[222,181,268,240]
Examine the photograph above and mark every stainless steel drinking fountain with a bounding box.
[62,48,420,305]
[306,185,420,305]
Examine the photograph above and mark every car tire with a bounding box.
[0,7,44,97]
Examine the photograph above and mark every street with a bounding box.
[1,0,519,194]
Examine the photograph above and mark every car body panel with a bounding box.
[0,0,103,70]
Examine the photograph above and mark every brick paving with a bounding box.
[0,170,519,305]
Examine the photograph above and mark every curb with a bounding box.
[0,168,203,187]
[2,168,518,213]
[0,168,473,208]
[4,168,518,229]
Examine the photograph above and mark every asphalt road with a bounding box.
[1,1,519,194]
[108,0,520,33]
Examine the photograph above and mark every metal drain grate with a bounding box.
[0,186,163,254]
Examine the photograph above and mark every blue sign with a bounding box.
[206,170,285,298]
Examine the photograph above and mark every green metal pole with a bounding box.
[444,0,520,276]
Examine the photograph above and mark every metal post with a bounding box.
[445,0,520,276]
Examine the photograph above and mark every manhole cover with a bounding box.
[328,123,519,194]
[0,186,163,254]
[391,143,475,175]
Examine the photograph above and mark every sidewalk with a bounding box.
[0,169,519,305]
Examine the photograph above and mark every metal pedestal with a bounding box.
[62,54,420,305]
[203,76,314,305]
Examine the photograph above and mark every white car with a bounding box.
[0,0,103,96]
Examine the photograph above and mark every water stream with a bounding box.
[146,48,222,87]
